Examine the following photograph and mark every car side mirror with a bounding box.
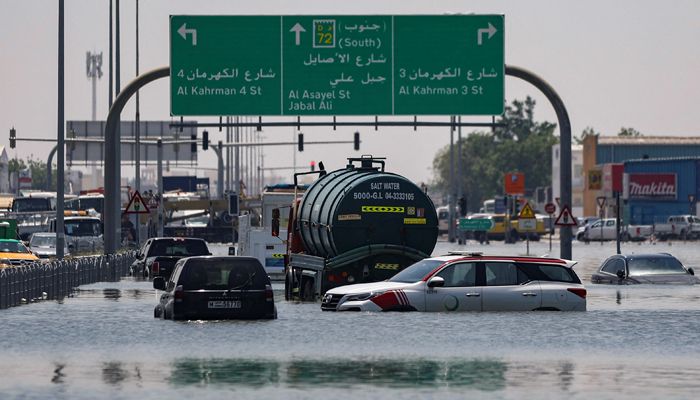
[616,270,625,279]
[427,276,445,287]
[153,277,166,290]
[688,267,695,276]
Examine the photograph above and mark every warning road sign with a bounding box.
[596,196,606,208]
[554,205,578,226]
[124,190,150,214]
[147,195,159,209]
[518,202,535,219]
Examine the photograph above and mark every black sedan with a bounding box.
[591,253,699,285]
[153,256,277,320]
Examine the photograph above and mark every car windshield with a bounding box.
[30,236,56,248]
[628,257,687,275]
[147,240,209,257]
[388,260,445,283]
[0,241,30,254]
[65,220,102,236]
[12,198,51,212]
[180,259,265,290]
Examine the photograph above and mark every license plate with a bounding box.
[208,301,241,309]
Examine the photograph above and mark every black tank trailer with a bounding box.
[282,156,438,300]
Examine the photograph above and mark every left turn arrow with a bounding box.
[178,23,197,45]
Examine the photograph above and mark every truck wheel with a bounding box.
[302,279,315,300]
[221,212,233,224]
[508,230,519,243]
[285,274,293,301]
[621,232,631,242]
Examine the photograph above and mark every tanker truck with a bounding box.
[278,156,438,300]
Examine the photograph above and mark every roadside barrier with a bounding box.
[0,252,135,310]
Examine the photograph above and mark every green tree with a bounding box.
[8,158,26,174]
[618,127,642,137]
[575,126,599,145]
[431,97,558,212]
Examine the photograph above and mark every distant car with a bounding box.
[321,252,587,312]
[28,232,70,261]
[0,239,40,266]
[153,256,276,320]
[131,237,211,279]
[591,254,699,285]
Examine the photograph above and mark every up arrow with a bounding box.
[477,22,497,45]
[290,23,306,45]
[178,23,197,45]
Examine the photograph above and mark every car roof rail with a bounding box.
[447,251,483,257]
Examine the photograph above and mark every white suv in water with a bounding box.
[321,252,586,312]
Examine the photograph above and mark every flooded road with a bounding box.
[1,239,700,399]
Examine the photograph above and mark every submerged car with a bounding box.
[321,252,586,312]
[153,256,276,320]
[591,253,699,285]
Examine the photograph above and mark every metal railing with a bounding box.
[0,252,135,309]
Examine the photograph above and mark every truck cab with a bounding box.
[49,214,104,254]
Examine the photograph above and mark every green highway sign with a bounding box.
[459,218,495,231]
[170,15,504,116]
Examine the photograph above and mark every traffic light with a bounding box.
[298,133,304,152]
[191,133,197,153]
[311,161,315,171]
[354,132,360,151]
[202,130,208,150]
[9,128,16,149]
[459,196,467,217]
[173,132,180,152]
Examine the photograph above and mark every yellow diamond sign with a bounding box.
[518,202,535,219]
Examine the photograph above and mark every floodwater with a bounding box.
[1,239,700,399]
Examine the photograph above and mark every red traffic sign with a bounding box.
[690,194,696,204]
[124,190,150,214]
[554,205,578,226]
[596,196,606,208]
[544,203,556,214]
[147,195,159,209]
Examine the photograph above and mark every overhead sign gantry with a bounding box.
[170,15,504,116]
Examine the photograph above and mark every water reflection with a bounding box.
[52,363,66,384]
[102,361,129,385]
[103,288,121,301]
[168,358,508,390]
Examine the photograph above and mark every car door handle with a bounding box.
[465,293,481,297]
[522,292,538,297]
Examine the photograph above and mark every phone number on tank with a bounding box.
[353,192,415,201]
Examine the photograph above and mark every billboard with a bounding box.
[628,173,677,201]
[588,170,602,190]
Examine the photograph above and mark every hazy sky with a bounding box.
[1,0,698,191]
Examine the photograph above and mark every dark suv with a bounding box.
[153,256,277,320]
[131,237,211,279]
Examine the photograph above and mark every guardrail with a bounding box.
[0,252,135,309]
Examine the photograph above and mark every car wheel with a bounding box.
[621,232,631,242]
[154,306,161,318]
[576,232,584,241]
